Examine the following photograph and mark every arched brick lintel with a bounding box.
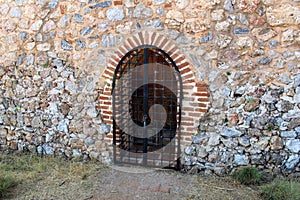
[98,32,210,142]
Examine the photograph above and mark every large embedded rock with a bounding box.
[270,136,283,150]
[286,139,300,153]
[244,98,260,112]
[285,155,299,170]
[266,4,300,26]
[196,146,208,158]
[0,128,8,138]
[207,132,220,146]
[221,127,243,137]
[234,154,249,165]
[288,118,300,129]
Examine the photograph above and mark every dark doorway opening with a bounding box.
[112,46,182,168]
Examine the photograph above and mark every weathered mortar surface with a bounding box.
[0,0,299,173]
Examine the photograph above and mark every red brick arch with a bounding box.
[98,31,210,146]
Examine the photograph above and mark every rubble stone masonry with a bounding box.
[0,0,299,174]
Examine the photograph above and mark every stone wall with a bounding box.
[0,0,299,173]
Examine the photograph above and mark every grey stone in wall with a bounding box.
[101,34,123,48]
[48,0,58,8]
[234,27,249,34]
[234,154,248,165]
[285,155,300,170]
[133,3,153,18]
[20,31,28,41]
[16,54,25,66]
[221,127,242,137]
[258,56,271,65]
[61,40,73,51]
[200,32,213,43]
[224,0,234,12]
[91,1,112,9]
[75,38,86,51]
[154,0,165,5]
[80,27,94,36]
[74,14,84,24]
[156,7,164,16]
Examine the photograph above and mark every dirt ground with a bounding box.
[7,164,260,200]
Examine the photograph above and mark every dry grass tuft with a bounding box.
[0,154,107,198]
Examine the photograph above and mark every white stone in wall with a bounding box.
[216,34,232,49]
[9,7,21,18]
[8,44,18,52]
[266,4,300,26]
[97,124,110,134]
[37,8,50,19]
[37,43,51,51]
[133,3,153,18]
[3,20,16,32]
[30,20,43,31]
[211,9,224,21]
[58,15,72,29]
[215,21,230,32]
[0,128,8,138]
[124,0,135,8]
[221,137,238,148]
[234,154,249,165]
[24,42,35,51]
[174,0,189,9]
[221,127,243,137]
[106,7,124,21]
[57,119,69,134]
[166,10,184,23]
[285,154,300,170]
[252,27,277,42]
[281,28,298,47]
[87,107,98,118]
[286,139,300,153]
[262,0,275,5]
[23,5,36,19]
[42,20,56,32]
[208,132,220,146]
[294,93,300,103]
[197,146,208,158]
[236,37,252,49]
[154,0,165,5]
[19,18,29,29]
[0,4,9,16]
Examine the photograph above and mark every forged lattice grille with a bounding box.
[112,47,182,168]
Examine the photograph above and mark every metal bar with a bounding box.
[142,48,149,165]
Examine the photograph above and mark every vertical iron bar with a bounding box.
[143,48,149,165]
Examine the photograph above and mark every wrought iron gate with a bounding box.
[112,46,182,168]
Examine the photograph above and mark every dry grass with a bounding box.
[187,174,260,200]
[0,154,107,199]
[4,154,298,200]
[260,179,300,200]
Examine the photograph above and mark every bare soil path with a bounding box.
[9,165,260,200]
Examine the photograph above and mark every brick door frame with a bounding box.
[97,31,210,155]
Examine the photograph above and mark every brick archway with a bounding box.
[98,31,210,147]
